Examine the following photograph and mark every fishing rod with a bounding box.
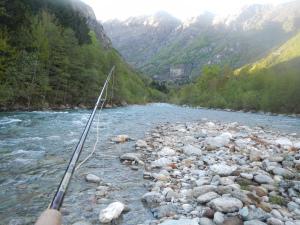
[35,66,115,225]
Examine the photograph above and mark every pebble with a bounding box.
[208,197,243,213]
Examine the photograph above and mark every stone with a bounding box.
[202,207,215,218]
[253,186,268,197]
[111,135,129,143]
[193,185,217,197]
[250,149,262,162]
[183,144,202,156]
[223,216,243,225]
[197,192,220,204]
[182,204,193,213]
[241,173,254,180]
[208,197,243,213]
[153,204,177,218]
[213,211,225,225]
[272,168,294,179]
[136,139,147,148]
[120,153,143,164]
[142,192,163,205]
[267,217,284,225]
[159,147,176,156]
[254,174,274,184]
[152,157,172,167]
[205,132,232,149]
[157,219,199,225]
[198,217,214,225]
[85,174,100,183]
[99,202,125,223]
[210,164,237,176]
[244,220,267,225]
[239,206,270,221]
[287,202,299,212]
[275,138,292,148]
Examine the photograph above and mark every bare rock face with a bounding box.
[70,0,111,48]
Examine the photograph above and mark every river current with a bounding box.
[0,103,299,225]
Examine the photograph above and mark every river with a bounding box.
[0,103,299,225]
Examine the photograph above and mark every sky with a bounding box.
[82,0,292,21]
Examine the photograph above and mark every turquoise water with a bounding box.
[0,103,299,224]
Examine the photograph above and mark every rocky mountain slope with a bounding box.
[103,1,300,83]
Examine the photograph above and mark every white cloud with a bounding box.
[82,0,293,21]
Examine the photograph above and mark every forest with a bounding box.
[0,0,164,110]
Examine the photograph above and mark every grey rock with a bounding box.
[241,173,254,180]
[120,153,143,164]
[267,217,284,225]
[157,219,199,225]
[244,220,267,225]
[193,185,217,197]
[197,192,220,204]
[199,217,214,225]
[254,174,274,184]
[142,192,163,205]
[239,206,270,221]
[183,144,202,156]
[272,168,294,178]
[208,197,243,213]
[213,211,225,225]
[72,221,92,225]
[287,202,300,212]
[85,174,101,183]
[153,204,177,219]
[210,164,237,176]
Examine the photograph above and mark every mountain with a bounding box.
[104,11,181,68]
[104,1,300,83]
[171,31,300,113]
[0,0,164,110]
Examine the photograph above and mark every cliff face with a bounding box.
[70,0,111,48]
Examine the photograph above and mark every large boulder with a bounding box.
[99,202,125,223]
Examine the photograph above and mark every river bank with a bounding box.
[1,104,300,224]
[120,120,300,225]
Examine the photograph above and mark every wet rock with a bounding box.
[197,192,220,204]
[120,153,143,164]
[210,164,237,176]
[254,174,274,184]
[208,196,243,213]
[213,211,225,225]
[157,219,199,225]
[183,144,202,156]
[85,174,100,183]
[99,202,125,223]
[111,135,130,143]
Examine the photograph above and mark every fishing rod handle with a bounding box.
[35,209,62,225]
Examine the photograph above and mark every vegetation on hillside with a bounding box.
[171,32,300,114]
[0,0,164,110]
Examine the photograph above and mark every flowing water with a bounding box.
[0,103,299,225]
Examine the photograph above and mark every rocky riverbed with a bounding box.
[115,120,300,225]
